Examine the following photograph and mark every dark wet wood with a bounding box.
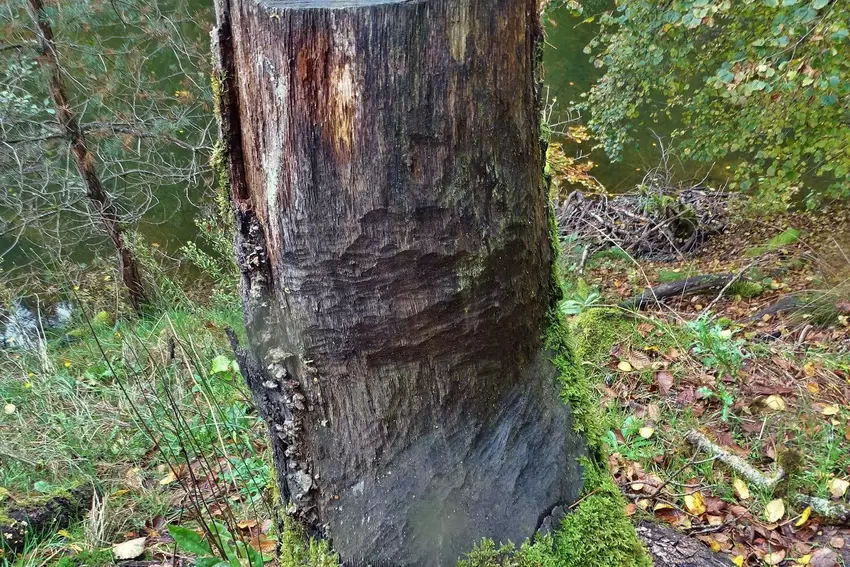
[620,274,739,310]
[213,0,587,565]
[0,485,94,555]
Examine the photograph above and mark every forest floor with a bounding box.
[1,204,849,567]
[0,296,298,567]
[565,203,850,567]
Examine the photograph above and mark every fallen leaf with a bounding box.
[829,536,844,549]
[237,519,258,529]
[765,498,785,522]
[639,427,655,439]
[629,351,652,371]
[798,553,812,565]
[124,468,144,490]
[733,478,750,501]
[656,371,674,395]
[158,470,178,486]
[764,549,786,565]
[765,395,786,411]
[56,529,72,538]
[618,360,633,372]
[795,506,812,527]
[828,478,849,499]
[625,503,637,516]
[684,491,707,516]
[807,382,821,394]
[732,555,745,567]
[809,547,838,567]
[803,362,816,377]
[113,537,147,560]
[821,404,840,416]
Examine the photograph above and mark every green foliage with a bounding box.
[560,280,603,315]
[685,316,748,378]
[767,227,802,248]
[168,522,263,567]
[580,0,850,207]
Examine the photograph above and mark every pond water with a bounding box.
[542,5,729,194]
[0,2,713,284]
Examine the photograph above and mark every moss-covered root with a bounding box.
[0,485,93,555]
[457,485,651,567]
[553,491,652,567]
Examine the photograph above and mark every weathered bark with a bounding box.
[213,0,586,565]
[0,485,94,555]
[26,0,148,313]
[637,521,735,567]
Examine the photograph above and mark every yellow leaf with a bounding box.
[795,506,812,527]
[618,360,633,372]
[821,404,840,416]
[158,470,178,486]
[732,555,745,567]
[828,478,849,499]
[639,427,655,439]
[797,553,812,565]
[733,478,750,500]
[56,529,72,539]
[684,491,707,515]
[764,498,785,522]
[709,539,721,552]
[764,549,786,565]
[68,544,83,552]
[803,362,816,377]
[807,382,820,394]
[764,395,786,411]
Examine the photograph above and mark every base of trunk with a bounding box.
[336,350,586,567]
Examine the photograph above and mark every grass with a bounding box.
[0,295,280,565]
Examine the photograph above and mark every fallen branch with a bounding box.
[743,295,804,323]
[637,521,735,567]
[620,274,740,311]
[793,495,850,526]
[556,187,733,261]
[685,430,784,491]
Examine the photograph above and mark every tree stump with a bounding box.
[213,0,586,564]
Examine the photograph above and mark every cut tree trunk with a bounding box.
[213,0,586,565]
[26,0,148,313]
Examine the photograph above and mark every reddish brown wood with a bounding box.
[214,1,586,564]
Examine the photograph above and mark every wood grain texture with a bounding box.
[213,0,586,564]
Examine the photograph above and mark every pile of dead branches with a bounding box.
[555,187,734,261]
